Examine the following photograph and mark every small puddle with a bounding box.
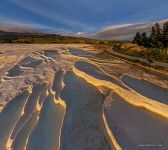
[43,50,58,58]
[22,60,43,68]
[75,61,126,89]
[52,70,64,98]
[11,110,38,150]
[0,91,30,149]
[60,71,113,150]
[19,56,36,65]
[105,93,168,150]
[122,75,168,105]
[26,94,65,150]
[11,84,47,139]
[69,48,94,58]
[7,65,23,77]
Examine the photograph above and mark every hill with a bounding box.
[0,30,115,45]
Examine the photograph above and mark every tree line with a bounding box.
[133,21,168,48]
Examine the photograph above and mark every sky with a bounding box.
[0,0,168,37]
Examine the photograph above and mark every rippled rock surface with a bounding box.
[0,45,168,150]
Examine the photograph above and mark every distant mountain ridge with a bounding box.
[0,29,109,44]
[1,18,168,41]
[0,29,67,39]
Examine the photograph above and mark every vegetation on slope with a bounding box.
[0,31,115,45]
[113,43,168,62]
[113,22,168,63]
[133,22,168,48]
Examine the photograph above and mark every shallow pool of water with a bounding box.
[122,75,168,105]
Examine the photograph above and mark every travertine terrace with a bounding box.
[0,44,168,150]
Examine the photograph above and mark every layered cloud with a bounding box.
[92,19,168,40]
[0,20,53,33]
[5,0,93,31]
[1,0,168,34]
[0,0,168,39]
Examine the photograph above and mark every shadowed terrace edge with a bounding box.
[0,44,168,150]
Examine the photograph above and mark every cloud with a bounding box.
[0,18,87,36]
[75,32,87,36]
[7,0,91,31]
[0,20,54,32]
[92,19,168,40]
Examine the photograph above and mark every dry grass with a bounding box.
[0,55,18,67]
[121,42,144,52]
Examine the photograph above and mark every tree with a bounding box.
[133,32,141,45]
[162,22,168,47]
[133,22,168,48]
[155,23,162,38]
[150,23,163,47]
[141,32,149,47]
[150,26,156,47]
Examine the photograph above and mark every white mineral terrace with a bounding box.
[0,44,168,150]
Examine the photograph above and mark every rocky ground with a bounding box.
[0,44,168,150]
